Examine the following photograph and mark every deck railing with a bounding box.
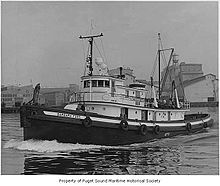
[70,91,191,110]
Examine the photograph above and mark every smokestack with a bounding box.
[119,67,123,79]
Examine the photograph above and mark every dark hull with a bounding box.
[20,105,213,146]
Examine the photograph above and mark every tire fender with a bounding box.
[186,122,192,131]
[139,124,148,136]
[154,125,160,135]
[120,120,129,131]
[82,116,92,128]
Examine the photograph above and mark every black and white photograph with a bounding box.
[1,0,219,181]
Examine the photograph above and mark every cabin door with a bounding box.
[111,80,115,96]
[141,110,148,121]
[136,91,140,98]
[121,107,128,119]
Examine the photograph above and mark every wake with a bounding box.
[3,139,114,153]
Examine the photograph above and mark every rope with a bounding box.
[94,40,105,61]
[150,51,158,77]
[100,38,108,64]
[159,37,173,94]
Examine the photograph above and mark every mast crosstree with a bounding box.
[79,33,103,76]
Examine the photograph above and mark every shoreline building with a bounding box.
[183,74,218,103]
[1,84,80,108]
[1,85,34,108]
[161,62,218,104]
[110,63,218,106]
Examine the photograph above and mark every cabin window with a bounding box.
[126,90,129,98]
[136,91,140,98]
[98,80,104,87]
[104,80,110,87]
[208,97,214,102]
[84,80,90,88]
[92,80,98,87]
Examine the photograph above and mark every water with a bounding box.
[1,107,219,175]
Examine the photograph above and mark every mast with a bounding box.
[157,33,175,99]
[79,33,103,76]
[158,33,161,99]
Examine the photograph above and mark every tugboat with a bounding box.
[20,33,213,145]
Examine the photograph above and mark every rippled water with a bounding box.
[1,107,219,175]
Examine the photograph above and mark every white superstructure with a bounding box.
[65,74,189,122]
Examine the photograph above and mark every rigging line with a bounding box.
[89,19,94,34]
[94,40,105,60]
[158,35,168,87]
[159,37,168,67]
[159,39,173,86]
[100,38,108,64]
[150,51,158,77]
[161,50,168,66]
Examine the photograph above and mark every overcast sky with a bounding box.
[1,1,218,87]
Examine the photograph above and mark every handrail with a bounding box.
[70,91,191,110]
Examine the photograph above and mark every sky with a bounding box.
[1,1,218,88]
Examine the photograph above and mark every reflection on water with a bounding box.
[1,108,219,175]
[21,144,182,175]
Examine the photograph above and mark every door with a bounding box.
[111,80,115,97]
[121,107,128,119]
[141,110,148,121]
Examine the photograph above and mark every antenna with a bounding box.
[79,33,103,76]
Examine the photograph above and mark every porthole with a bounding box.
[31,111,37,115]
[135,111,138,114]
[91,107,94,110]
[103,107,106,110]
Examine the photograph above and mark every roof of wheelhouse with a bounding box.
[81,75,125,82]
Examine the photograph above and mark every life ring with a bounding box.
[186,122,192,131]
[82,116,92,128]
[120,120,129,131]
[154,125,160,135]
[139,124,147,136]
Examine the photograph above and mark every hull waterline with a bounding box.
[20,105,213,146]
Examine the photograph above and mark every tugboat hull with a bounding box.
[20,105,213,146]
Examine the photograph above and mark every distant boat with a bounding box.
[20,32,213,145]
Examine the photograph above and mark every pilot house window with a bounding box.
[84,80,90,88]
[105,80,110,87]
[92,80,98,87]
[98,80,104,87]
[85,79,110,88]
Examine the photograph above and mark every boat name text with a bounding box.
[57,112,81,119]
